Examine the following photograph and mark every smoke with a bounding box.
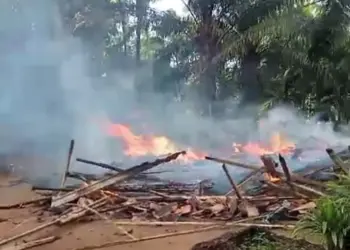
[0,0,349,190]
[0,0,118,182]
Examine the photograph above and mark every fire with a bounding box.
[232,132,295,156]
[233,132,294,183]
[263,173,280,183]
[106,123,205,163]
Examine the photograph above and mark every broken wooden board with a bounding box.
[51,151,185,208]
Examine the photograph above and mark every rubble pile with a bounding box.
[0,139,349,250]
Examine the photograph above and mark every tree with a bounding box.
[56,0,350,122]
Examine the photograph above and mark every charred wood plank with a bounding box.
[51,151,185,208]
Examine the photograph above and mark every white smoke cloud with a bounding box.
[0,0,349,191]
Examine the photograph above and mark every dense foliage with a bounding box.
[58,0,350,118]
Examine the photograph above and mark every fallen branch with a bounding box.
[2,236,59,250]
[51,151,185,208]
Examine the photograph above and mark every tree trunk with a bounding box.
[135,0,144,64]
[120,2,128,56]
[195,5,218,116]
[239,46,261,105]
[199,56,217,115]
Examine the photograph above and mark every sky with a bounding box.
[151,0,186,15]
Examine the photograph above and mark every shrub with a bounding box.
[294,174,350,250]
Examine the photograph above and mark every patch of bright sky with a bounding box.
[151,0,186,16]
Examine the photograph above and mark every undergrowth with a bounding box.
[294,174,350,250]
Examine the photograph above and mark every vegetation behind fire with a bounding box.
[53,0,350,120]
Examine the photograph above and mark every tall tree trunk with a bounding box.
[239,46,261,105]
[135,0,144,65]
[199,55,217,115]
[120,1,128,56]
[195,4,218,116]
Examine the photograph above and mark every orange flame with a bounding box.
[263,173,281,183]
[233,132,294,183]
[233,132,295,156]
[106,123,205,163]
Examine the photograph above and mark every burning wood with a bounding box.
[206,155,326,188]
[261,155,280,183]
[278,154,292,183]
[1,137,348,249]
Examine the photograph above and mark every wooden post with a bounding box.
[60,139,75,189]
[221,164,243,200]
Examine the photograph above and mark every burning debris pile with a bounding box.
[1,125,350,249]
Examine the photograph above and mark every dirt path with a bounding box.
[0,174,231,250]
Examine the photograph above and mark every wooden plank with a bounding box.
[51,151,185,208]
[206,155,325,188]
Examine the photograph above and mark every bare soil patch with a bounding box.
[0,174,232,250]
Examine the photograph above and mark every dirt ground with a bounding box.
[0,174,233,250]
